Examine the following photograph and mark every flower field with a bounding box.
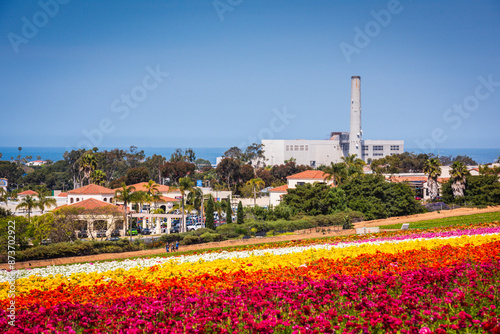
[1,223,500,333]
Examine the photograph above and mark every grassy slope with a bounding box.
[381,212,500,229]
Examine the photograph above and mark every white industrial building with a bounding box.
[262,76,404,167]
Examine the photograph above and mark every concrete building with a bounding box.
[262,76,404,167]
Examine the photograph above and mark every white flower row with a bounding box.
[0,232,497,282]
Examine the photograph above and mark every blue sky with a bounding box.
[1,0,499,151]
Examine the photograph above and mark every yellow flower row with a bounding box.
[1,234,498,300]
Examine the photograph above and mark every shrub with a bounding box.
[181,235,200,246]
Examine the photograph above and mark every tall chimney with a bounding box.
[349,75,362,159]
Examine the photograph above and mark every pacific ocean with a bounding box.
[0,147,499,165]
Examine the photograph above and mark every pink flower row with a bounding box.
[2,259,499,333]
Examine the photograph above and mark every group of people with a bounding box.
[166,241,179,252]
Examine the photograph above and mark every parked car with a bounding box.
[126,229,138,236]
[188,223,204,232]
[77,230,88,238]
[170,226,180,234]
[96,230,106,238]
[41,239,51,245]
[106,237,121,242]
[111,229,121,237]
[141,228,151,235]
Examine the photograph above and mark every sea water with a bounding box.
[0,147,498,165]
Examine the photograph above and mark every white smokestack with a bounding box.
[349,75,362,159]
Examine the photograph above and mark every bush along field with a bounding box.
[1,221,499,333]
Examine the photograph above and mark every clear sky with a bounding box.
[1,0,499,151]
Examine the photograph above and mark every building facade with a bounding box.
[262,76,404,167]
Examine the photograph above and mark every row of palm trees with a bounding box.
[423,158,470,200]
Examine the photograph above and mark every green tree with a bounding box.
[90,169,107,185]
[161,161,196,185]
[177,177,195,233]
[16,195,37,223]
[237,201,244,224]
[246,178,265,206]
[0,188,7,205]
[341,154,365,180]
[125,167,150,185]
[450,161,469,199]
[79,153,97,185]
[114,183,136,238]
[323,162,347,186]
[225,199,233,223]
[36,188,57,214]
[424,158,442,201]
[205,195,215,229]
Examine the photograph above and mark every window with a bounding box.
[305,145,309,151]
[310,161,316,167]
[297,182,305,186]
[390,145,400,150]
[294,145,299,151]
[300,145,304,151]
[285,145,289,151]
[373,153,384,156]
[362,145,369,151]
[104,198,107,202]
[70,198,74,204]
[373,145,383,151]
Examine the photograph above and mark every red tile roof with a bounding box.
[56,198,128,213]
[58,192,68,197]
[113,182,177,193]
[269,185,289,192]
[19,190,37,196]
[68,184,115,195]
[159,196,180,202]
[287,170,328,180]
[386,176,428,183]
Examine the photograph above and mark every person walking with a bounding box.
[175,240,179,251]
[166,242,170,253]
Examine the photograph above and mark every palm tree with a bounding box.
[450,161,469,199]
[246,178,265,206]
[144,180,161,212]
[341,154,365,179]
[16,195,37,223]
[187,187,204,215]
[323,162,348,186]
[80,153,97,185]
[424,158,442,201]
[0,188,8,205]
[90,169,107,185]
[36,189,57,214]
[177,177,194,233]
[114,183,136,239]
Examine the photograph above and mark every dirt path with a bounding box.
[4,205,500,270]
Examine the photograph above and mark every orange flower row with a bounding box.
[5,240,499,311]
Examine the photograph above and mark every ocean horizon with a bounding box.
[0,146,499,165]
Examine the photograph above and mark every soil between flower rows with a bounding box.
[3,205,499,270]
